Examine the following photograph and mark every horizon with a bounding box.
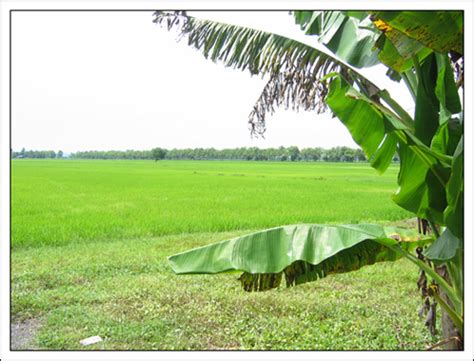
[12,144,365,154]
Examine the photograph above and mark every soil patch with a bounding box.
[10,318,42,350]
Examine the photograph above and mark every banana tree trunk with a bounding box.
[437,266,463,350]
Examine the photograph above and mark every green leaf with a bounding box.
[343,11,367,21]
[371,11,463,55]
[374,32,432,73]
[446,248,463,307]
[325,16,381,68]
[435,53,462,123]
[369,133,398,174]
[294,11,380,68]
[292,11,315,30]
[425,165,450,224]
[444,137,463,239]
[414,53,440,146]
[326,77,388,169]
[168,224,424,291]
[326,73,451,211]
[430,119,462,156]
[392,143,429,217]
[424,228,461,262]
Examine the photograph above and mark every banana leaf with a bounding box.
[444,137,464,239]
[153,11,385,138]
[374,31,432,73]
[325,76,400,174]
[168,224,427,292]
[371,11,463,55]
[434,53,462,123]
[414,53,440,146]
[424,228,461,262]
[293,11,381,68]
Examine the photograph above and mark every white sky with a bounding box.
[11,11,414,153]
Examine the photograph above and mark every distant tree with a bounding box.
[151,147,167,161]
[57,150,64,158]
[287,146,300,161]
[354,148,366,162]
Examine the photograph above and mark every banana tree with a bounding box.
[153,10,464,349]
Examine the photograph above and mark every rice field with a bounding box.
[11,159,439,350]
[12,159,409,249]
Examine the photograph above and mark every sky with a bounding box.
[11,11,414,153]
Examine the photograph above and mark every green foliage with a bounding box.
[371,11,463,55]
[54,146,373,162]
[162,146,367,162]
[424,228,461,262]
[413,54,441,146]
[444,138,464,239]
[294,11,462,72]
[11,149,57,159]
[293,11,381,68]
[434,53,462,122]
[391,143,429,216]
[71,149,153,160]
[374,31,432,73]
[326,76,397,174]
[11,160,409,249]
[151,147,167,161]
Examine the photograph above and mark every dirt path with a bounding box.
[10,318,42,350]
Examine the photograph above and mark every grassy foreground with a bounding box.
[11,160,438,350]
[12,231,439,350]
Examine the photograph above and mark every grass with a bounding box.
[12,159,410,249]
[12,231,439,350]
[11,159,438,350]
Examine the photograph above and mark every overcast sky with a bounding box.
[11,11,413,153]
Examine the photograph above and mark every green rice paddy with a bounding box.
[12,159,409,249]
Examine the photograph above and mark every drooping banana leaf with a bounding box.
[154,11,359,80]
[168,224,428,292]
[153,11,392,138]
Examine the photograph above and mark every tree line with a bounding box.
[12,148,63,159]
[156,146,371,162]
[22,146,399,162]
[12,146,401,163]
[70,146,369,162]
